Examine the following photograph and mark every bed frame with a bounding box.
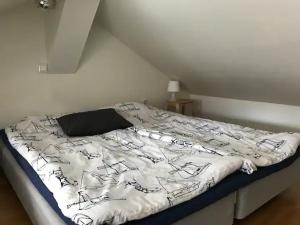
[0,141,236,225]
[235,158,300,219]
[1,138,299,225]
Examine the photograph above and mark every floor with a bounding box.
[0,169,299,225]
[0,169,32,225]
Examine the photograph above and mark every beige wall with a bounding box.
[2,2,297,134]
[0,0,25,12]
[46,0,101,73]
[99,0,300,106]
[99,0,300,132]
[0,3,169,129]
[191,94,300,132]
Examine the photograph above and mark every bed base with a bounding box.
[3,136,299,225]
[0,142,236,225]
[235,158,300,219]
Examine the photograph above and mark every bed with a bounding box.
[0,102,299,225]
[1,132,299,225]
[0,133,237,225]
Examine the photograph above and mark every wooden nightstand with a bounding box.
[166,99,194,115]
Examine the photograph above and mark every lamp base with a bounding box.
[169,92,176,102]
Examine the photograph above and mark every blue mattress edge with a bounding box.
[1,129,299,225]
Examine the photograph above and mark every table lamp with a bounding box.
[168,80,180,101]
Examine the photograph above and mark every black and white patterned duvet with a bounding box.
[5,102,300,225]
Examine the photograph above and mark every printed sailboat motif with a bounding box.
[157,177,202,206]
[80,171,118,190]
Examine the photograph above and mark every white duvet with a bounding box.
[5,102,300,225]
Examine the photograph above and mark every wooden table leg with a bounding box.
[175,103,180,113]
[182,105,186,115]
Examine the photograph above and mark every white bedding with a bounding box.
[116,103,300,173]
[5,102,300,225]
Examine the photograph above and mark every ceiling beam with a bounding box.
[45,0,100,74]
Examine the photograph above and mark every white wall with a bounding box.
[2,2,297,134]
[191,94,300,132]
[99,0,300,106]
[0,3,169,128]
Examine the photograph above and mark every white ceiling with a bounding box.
[98,0,300,106]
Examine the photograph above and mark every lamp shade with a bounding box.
[168,80,180,92]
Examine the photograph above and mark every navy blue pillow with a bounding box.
[57,108,133,137]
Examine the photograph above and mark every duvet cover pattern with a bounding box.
[5,102,300,225]
[116,103,300,173]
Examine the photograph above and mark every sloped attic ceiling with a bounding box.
[0,0,26,12]
[98,0,300,106]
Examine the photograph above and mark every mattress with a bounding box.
[1,129,299,225]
